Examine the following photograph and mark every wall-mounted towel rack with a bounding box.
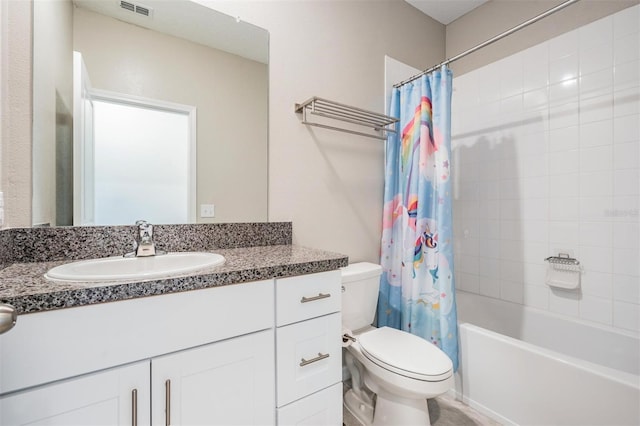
[295,97,398,141]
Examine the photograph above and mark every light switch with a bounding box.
[200,204,215,218]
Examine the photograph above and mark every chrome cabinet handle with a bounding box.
[0,304,17,335]
[131,389,138,426]
[300,352,330,367]
[300,293,331,303]
[165,379,171,426]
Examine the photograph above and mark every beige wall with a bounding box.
[200,0,445,262]
[2,0,635,258]
[2,0,444,262]
[32,0,73,226]
[0,0,31,228]
[446,0,639,76]
[73,7,268,224]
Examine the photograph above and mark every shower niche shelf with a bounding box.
[295,97,398,141]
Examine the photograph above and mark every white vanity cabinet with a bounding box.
[151,329,274,426]
[274,270,343,425]
[0,361,151,425]
[0,269,345,426]
[0,331,274,426]
[0,279,275,426]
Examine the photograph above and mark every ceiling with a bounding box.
[72,0,269,64]
[406,0,489,25]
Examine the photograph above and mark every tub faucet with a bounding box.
[133,220,157,257]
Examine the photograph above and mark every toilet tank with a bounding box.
[341,262,383,331]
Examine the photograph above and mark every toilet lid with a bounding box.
[358,327,453,381]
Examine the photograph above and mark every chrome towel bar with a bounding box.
[295,97,398,141]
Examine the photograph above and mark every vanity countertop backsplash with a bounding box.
[0,222,348,314]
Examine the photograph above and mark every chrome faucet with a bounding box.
[135,220,156,257]
[123,220,167,257]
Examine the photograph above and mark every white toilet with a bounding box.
[341,262,454,426]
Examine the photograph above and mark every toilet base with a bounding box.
[371,388,431,426]
[344,384,434,426]
[344,388,374,425]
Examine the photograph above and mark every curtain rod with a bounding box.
[394,0,581,88]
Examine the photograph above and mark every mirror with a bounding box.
[32,0,268,226]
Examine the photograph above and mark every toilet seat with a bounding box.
[357,326,453,382]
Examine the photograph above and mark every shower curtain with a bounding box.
[378,67,458,371]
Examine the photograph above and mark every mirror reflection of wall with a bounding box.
[32,0,73,227]
[32,0,268,227]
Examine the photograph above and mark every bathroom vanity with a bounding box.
[0,223,348,425]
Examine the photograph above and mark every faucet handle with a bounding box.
[134,219,156,257]
[135,220,153,241]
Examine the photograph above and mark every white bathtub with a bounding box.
[454,291,640,426]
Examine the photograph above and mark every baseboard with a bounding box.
[455,392,517,426]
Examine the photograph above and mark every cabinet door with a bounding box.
[151,329,275,426]
[0,361,150,426]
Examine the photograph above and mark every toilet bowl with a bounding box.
[341,263,453,426]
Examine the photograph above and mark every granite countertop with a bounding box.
[0,245,348,315]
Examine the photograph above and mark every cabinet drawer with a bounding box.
[277,382,342,426]
[276,313,342,407]
[276,270,341,326]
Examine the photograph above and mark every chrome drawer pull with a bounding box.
[300,352,330,367]
[165,379,171,426]
[131,389,138,426]
[300,293,331,303]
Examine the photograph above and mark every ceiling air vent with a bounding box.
[119,1,153,18]
[135,5,151,16]
[120,1,135,12]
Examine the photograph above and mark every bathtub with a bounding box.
[454,291,640,426]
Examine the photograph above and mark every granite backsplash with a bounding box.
[0,222,292,265]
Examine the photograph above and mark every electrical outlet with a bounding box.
[200,204,215,218]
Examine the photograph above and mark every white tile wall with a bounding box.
[452,5,640,333]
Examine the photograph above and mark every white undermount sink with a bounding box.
[45,252,225,283]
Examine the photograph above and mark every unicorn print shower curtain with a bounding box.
[378,68,458,370]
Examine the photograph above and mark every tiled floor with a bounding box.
[343,384,502,426]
